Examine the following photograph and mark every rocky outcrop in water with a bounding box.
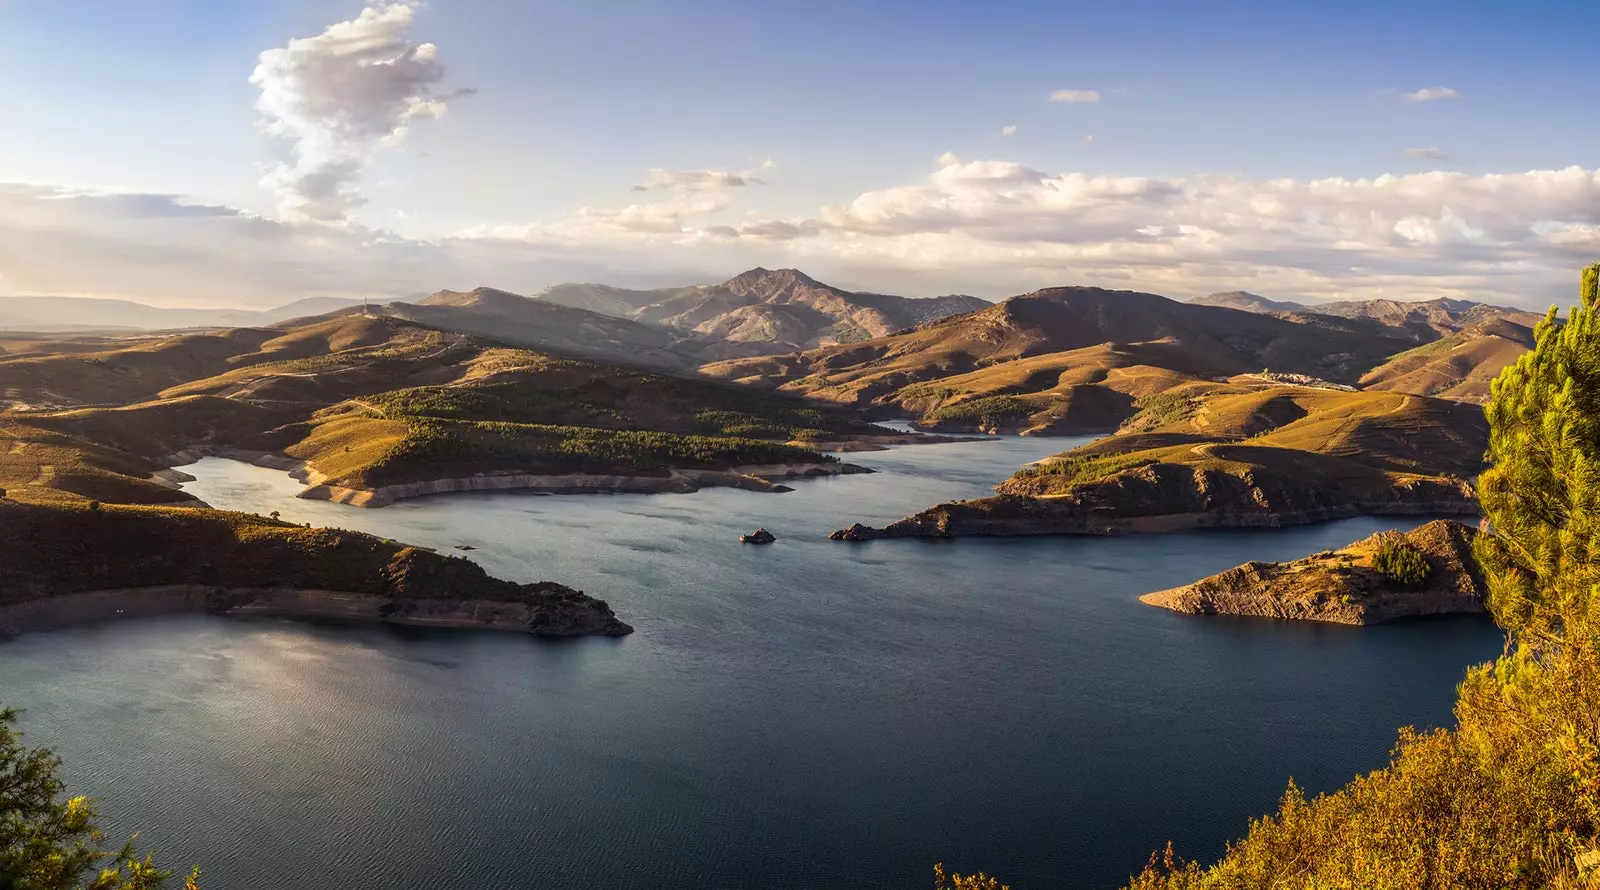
[740,528,776,544]
[1139,519,1488,625]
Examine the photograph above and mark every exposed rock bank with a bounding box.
[832,463,1477,539]
[0,585,632,640]
[294,461,872,508]
[1140,519,1488,625]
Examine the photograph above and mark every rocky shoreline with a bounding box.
[1139,520,1488,625]
[0,585,633,640]
[163,447,872,508]
[831,464,1478,540]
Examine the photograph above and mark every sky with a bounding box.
[0,0,1597,309]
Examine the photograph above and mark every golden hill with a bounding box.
[703,286,1418,433]
[2,313,892,509]
[831,385,1483,539]
[1358,319,1535,403]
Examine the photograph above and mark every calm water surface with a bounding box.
[0,432,1501,889]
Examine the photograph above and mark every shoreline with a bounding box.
[832,500,1480,540]
[0,586,633,640]
[163,446,873,508]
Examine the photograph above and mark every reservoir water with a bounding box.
[0,433,1501,889]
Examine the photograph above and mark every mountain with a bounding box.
[1359,318,1536,403]
[531,282,678,317]
[1305,297,1545,339]
[1191,292,1544,341]
[701,286,1420,434]
[363,287,701,371]
[0,295,364,331]
[1189,292,1309,313]
[534,268,989,356]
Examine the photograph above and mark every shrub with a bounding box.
[1370,537,1431,588]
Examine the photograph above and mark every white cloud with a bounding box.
[1084,134,1095,144]
[7,161,1600,310]
[1048,89,1101,104]
[1402,86,1462,103]
[250,3,466,224]
[1001,124,1017,137]
[630,161,774,192]
[935,151,960,167]
[1404,146,1449,160]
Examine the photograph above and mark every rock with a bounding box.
[453,544,477,551]
[740,527,777,544]
[828,522,880,542]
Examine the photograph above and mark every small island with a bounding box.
[1139,519,1487,625]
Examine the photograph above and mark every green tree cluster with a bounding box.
[0,708,198,889]
[1124,263,1600,889]
[1370,536,1432,588]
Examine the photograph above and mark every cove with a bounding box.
[0,433,1502,889]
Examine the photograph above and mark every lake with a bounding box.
[0,432,1502,889]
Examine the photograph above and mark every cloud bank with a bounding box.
[8,156,1599,309]
[250,2,465,223]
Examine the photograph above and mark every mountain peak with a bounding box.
[721,267,828,300]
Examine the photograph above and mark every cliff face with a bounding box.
[1139,519,1488,624]
[832,463,1477,540]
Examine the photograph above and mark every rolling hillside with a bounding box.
[702,286,1420,433]
[833,382,1485,539]
[1358,319,1536,403]
[1,313,893,509]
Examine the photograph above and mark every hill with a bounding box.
[1189,292,1309,313]
[366,288,699,371]
[1140,519,1486,624]
[535,268,989,355]
[0,498,629,638]
[702,286,1419,434]
[3,314,891,509]
[1358,319,1536,403]
[830,385,1483,539]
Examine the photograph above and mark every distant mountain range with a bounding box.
[1189,291,1545,339]
[0,295,363,331]
[531,268,990,357]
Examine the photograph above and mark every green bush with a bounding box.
[1370,537,1431,588]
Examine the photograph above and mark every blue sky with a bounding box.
[0,0,1597,306]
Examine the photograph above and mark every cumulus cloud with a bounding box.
[250,2,466,224]
[1402,86,1462,103]
[1048,89,1101,104]
[1001,124,1017,136]
[1404,146,1449,160]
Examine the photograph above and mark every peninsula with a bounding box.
[0,498,631,639]
[1139,519,1487,625]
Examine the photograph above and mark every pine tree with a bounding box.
[0,707,198,889]
[1471,261,1600,856]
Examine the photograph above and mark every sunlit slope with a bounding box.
[702,286,1416,433]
